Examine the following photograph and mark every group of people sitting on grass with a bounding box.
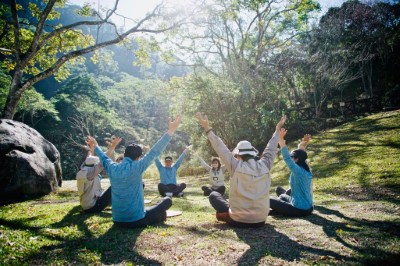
[77,113,313,228]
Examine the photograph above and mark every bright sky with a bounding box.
[68,0,347,28]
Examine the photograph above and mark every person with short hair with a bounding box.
[195,155,226,196]
[76,137,121,213]
[196,112,286,228]
[86,115,182,228]
[156,147,190,197]
[269,131,313,217]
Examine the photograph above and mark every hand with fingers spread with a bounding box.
[168,115,182,136]
[86,136,98,149]
[196,112,210,132]
[106,136,122,158]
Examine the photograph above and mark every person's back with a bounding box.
[229,159,270,223]
[76,167,102,209]
[196,112,286,227]
[97,140,170,222]
[88,115,182,227]
[76,155,111,213]
[107,157,146,222]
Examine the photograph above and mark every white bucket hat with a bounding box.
[84,156,99,166]
[232,140,258,156]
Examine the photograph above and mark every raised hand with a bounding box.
[196,112,210,131]
[276,115,287,130]
[86,136,98,148]
[168,115,182,135]
[278,128,287,148]
[185,144,193,152]
[303,134,311,143]
[299,134,311,150]
[107,136,122,148]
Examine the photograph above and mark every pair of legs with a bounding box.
[158,183,186,197]
[208,191,265,228]
[269,187,313,217]
[201,185,225,196]
[84,187,112,213]
[114,197,172,228]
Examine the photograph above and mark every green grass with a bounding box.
[1,110,399,265]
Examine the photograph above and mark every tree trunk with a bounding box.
[2,71,24,119]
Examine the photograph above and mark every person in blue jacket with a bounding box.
[269,129,313,217]
[86,115,182,228]
[156,146,190,197]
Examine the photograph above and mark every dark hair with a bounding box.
[124,144,143,161]
[239,154,256,162]
[211,157,221,171]
[164,156,173,161]
[290,149,310,172]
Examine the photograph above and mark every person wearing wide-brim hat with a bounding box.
[76,137,121,213]
[196,112,286,228]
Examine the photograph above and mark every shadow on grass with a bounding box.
[302,206,400,265]
[48,206,163,265]
[224,223,347,264]
[0,205,163,265]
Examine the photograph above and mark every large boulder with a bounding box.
[0,119,62,204]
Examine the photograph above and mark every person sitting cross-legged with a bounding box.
[196,112,286,228]
[76,137,121,213]
[275,134,311,198]
[86,115,182,228]
[195,154,226,196]
[156,146,190,197]
[269,130,313,217]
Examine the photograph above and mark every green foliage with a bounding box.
[0,111,399,265]
[0,69,59,124]
[0,1,94,82]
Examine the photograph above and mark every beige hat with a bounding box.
[232,141,258,156]
[84,156,99,166]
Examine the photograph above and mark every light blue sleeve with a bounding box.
[95,146,117,176]
[155,158,163,169]
[281,146,304,176]
[138,133,172,172]
[173,150,187,170]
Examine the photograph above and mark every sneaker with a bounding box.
[276,186,286,197]
[178,192,184,197]
[165,192,173,198]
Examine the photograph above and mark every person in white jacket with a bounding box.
[196,112,286,228]
[195,154,226,196]
[76,137,121,213]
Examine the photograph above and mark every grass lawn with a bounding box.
[1,110,399,265]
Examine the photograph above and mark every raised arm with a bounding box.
[139,115,182,171]
[196,112,237,174]
[174,145,190,169]
[87,136,116,174]
[260,115,287,170]
[195,154,212,170]
[106,136,122,160]
[298,134,311,151]
[279,128,304,174]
